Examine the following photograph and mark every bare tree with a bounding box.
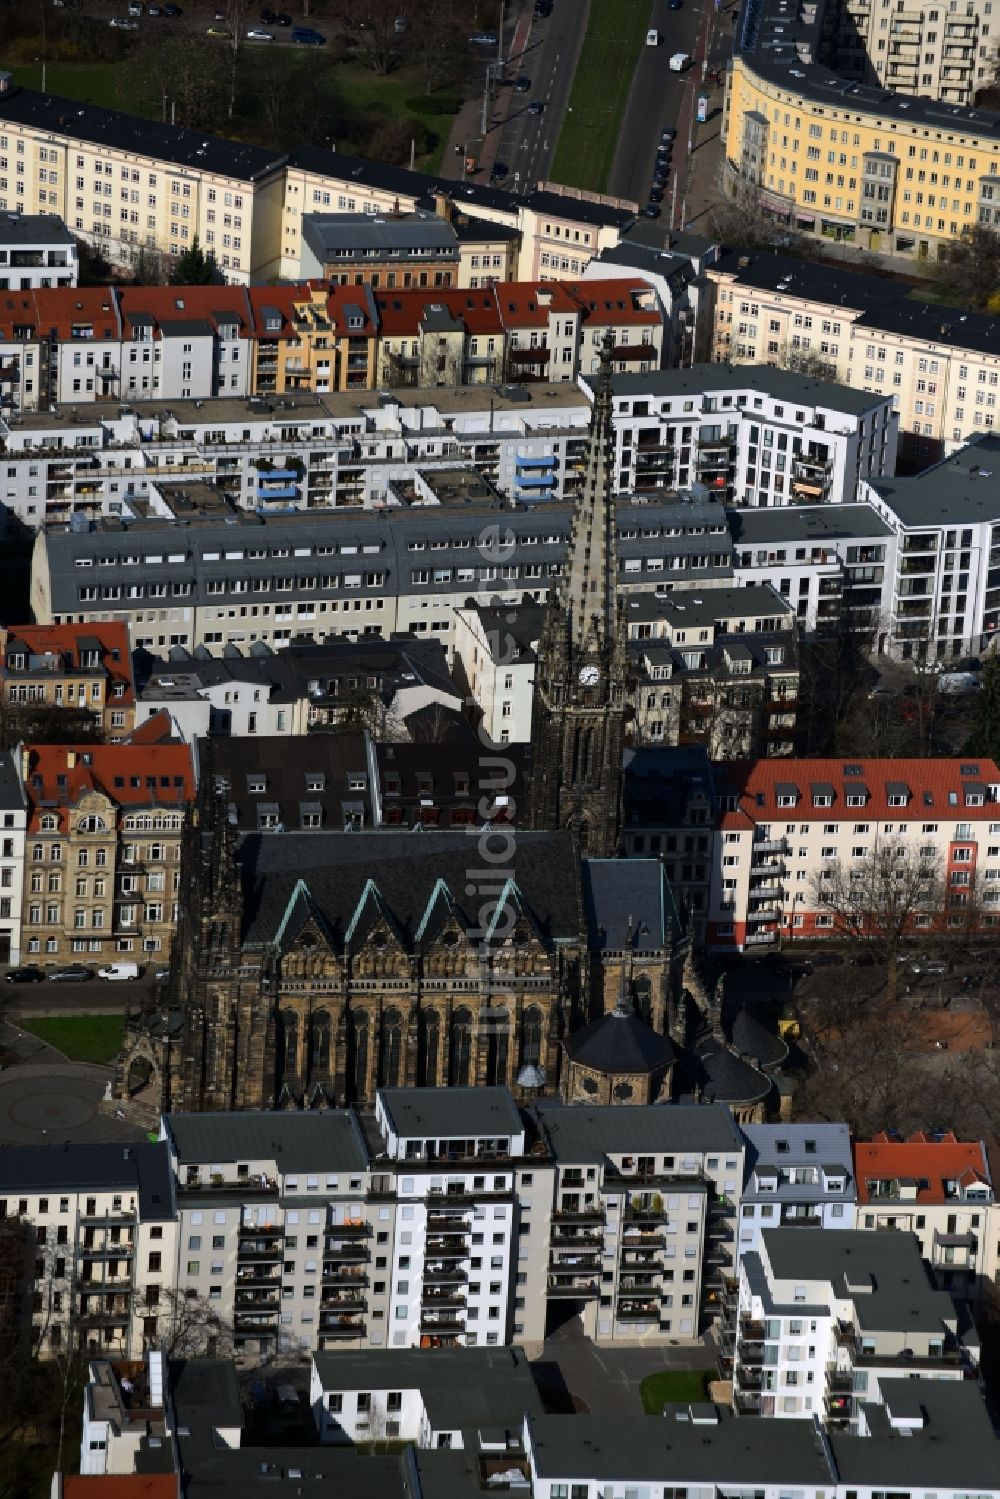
[345,0,404,74]
[156,1286,235,1360]
[772,342,842,383]
[709,174,800,253]
[407,0,467,93]
[225,0,253,120]
[810,840,945,1002]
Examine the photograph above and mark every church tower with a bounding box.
[528,333,627,856]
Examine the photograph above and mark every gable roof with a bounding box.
[854,1134,992,1204]
[23,742,193,832]
[716,757,1000,829]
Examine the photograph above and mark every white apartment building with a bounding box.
[738,1123,857,1262]
[853,1132,994,1302]
[451,602,541,744]
[0,1143,177,1360]
[309,1344,542,1448]
[707,755,1000,950]
[525,1379,997,1499]
[0,211,77,288]
[731,1228,972,1425]
[609,367,896,507]
[730,503,897,634]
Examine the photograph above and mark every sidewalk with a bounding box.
[440,1,533,185]
[673,3,739,232]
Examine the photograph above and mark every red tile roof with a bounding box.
[63,1478,178,1499]
[373,287,503,336]
[495,281,577,327]
[23,742,193,833]
[564,279,662,326]
[854,1134,992,1203]
[117,284,250,340]
[2,621,134,704]
[33,287,120,342]
[716,757,1000,829]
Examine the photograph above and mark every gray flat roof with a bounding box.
[302,211,458,260]
[871,433,1000,528]
[0,212,75,246]
[377,1086,523,1141]
[0,749,26,812]
[600,363,887,415]
[0,1141,173,1219]
[312,1345,542,1429]
[625,584,792,628]
[832,1379,1000,1488]
[540,1101,744,1163]
[760,1227,958,1332]
[729,503,894,544]
[163,1110,370,1173]
[529,1411,833,1484]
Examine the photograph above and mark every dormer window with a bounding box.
[813,794,833,808]
[247,774,266,794]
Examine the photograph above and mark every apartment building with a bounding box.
[625,585,799,757]
[0,211,77,288]
[300,211,462,288]
[854,1132,994,1301]
[703,249,1000,462]
[19,740,193,962]
[620,746,718,942]
[729,1228,973,1424]
[0,363,883,530]
[706,756,1000,950]
[526,1382,995,1499]
[0,1142,176,1359]
[0,621,135,740]
[581,232,715,370]
[824,0,1000,106]
[724,0,1000,262]
[451,602,542,746]
[0,77,285,282]
[29,487,735,657]
[862,435,1000,658]
[730,504,897,636]
[537,1105,744,1343]
[608,366,895,507]
[738,1123,857,1262]
[154,1091,746,1360]
[0,750,26,964]
[137,635,460,742]
[310,1345,542,1447]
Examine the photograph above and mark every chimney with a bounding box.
[66,750,77,770]
[19,744,29,785]
[433,192,453,223]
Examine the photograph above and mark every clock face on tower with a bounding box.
[578,665,600,687]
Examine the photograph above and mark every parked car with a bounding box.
[528,99,545,115]
[162,2,182,14]
[128,0,143,13]
[109,16,139,27]
[534,0,552,14]
[246,26,273,38]
[490,160,509,181]
[643,203,661,218]
[5,966,45,984]
[154,966,170,981]
[649,187,664,202]
[661,125,677,140]
[206,24,230,35]
[292,25,326,43]
[275,11,292,23]
[512,75,531,92]
[49,964,95,983]
[98,962,141,982]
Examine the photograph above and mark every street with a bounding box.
[469,0,590,194]
[1,968,160,1017]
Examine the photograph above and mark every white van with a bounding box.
[646,27,660,45]
[98,962,141,982]
[669,51,690,69]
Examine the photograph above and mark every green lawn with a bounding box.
[21,1013,124,1065]
[639,1369,711,1413]
[551,0,652,192]
[8,56,450,173]
[9,61,154,117]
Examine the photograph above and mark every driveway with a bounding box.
[532,1321,718,1415]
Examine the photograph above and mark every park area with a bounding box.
[20,1013,124,1065]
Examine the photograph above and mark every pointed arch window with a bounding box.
[350,1008,369,1102]
[280,1009,299,1079]
[311,1009,331,1074]
[521,1006,542,1067]
[422,1009,440,1088]
[381,1007,403,1088]
[449,1006,473,1087]
[485,1006,509,1087]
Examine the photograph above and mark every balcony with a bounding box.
[79,1243,135,1260]
[546,1276,600,1298]
[423,1266,469,1286]
[421,1312,466,1334]
[322,1245,370,1265]
[623,1204,666,1224]
[734,1391,762,1414]
[735,1363,763,1389]
[320,1293,367,1313]
[616,1302,661,1322]
[421,1291,465,1309]
[552,1207,605,1224]
[322,1268,369,1288]
[780,1212,822,1227]
[548,1252,601,1273]
[319,1317,365,1339]
[550,1227,602,1247]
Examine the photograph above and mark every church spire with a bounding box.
[562,330,619,659]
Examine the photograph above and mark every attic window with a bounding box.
[247,774,266,794]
